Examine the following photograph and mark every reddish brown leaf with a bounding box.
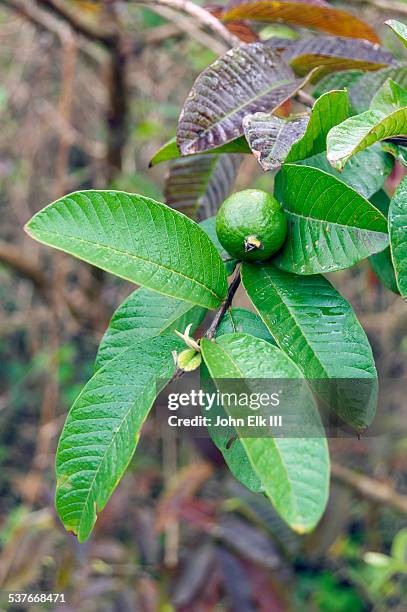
[222,1,380,44]
[177,42,312,155]
[208,5,259,42]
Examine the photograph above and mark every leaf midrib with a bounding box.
[28,225,224,303]
[202,337,303,526]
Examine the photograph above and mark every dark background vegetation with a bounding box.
[0,1,406,610]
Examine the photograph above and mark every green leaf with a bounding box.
[95,288,206,372]
[216,307,276,344]
[25,190,227,310]
[177,42,312,155]
[149,136,250,167]
[164,154,240,220]
[199,216,237,275]
[327,107,407,171]
[56,335,182,542]
[274,164,389,274]
[287,90,350,162]
[201,333,329,533]
[350,65,407,113]
[221,1,380,43]
[242,89,350,171]
[370,79,407,115]
[296,145,393,200]
[283,35,395,78]
[241,263,378,430]
[386,19,407,48]
[313,69,364,99]
[389,176,407,297]
[368,190,400,294]
[200,366,263,493]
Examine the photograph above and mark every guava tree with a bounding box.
[25,3,407,543]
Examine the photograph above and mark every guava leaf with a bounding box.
[242,113,309,171]
[164,154,241,220]
[243,89,350,171]
[221,1,379,43]
[95,288,206,372]
[327,108,407,171]
[241,263,378,430]
[56,335,182,542]
[201,333,329,533]
[389,175,407,297]
[286,90,350,162]
[283,36,395,77]
[296,145,393,200]
[313,69,364,98]
[199,216,237,275]
[177,42,312,155]
[216,307,276,344]
[25,190,227,310]
[350,66,407,112]
[274,164,388,274]
[149,136,250,167]
[370,79,407,115]
[386,19,407,48]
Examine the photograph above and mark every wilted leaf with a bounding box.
[242,263,378,430]
[95,288,206,372]
[149,135,250,167]
[327,107,407,171]
[201,333,329,532]
[164,154,241,219]
[243,112,309,171]
[274,164,388,274]
[222,1,380,43]
[350,65,407,112]
[177,42,312,155]
[25,190,227,309]
[56,335,183,542]
[389,175,407,297]
[386,19,407,48]
[283,36,395,77]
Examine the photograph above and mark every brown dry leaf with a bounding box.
[222,1,380,44]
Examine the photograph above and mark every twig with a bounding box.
[296,90,315,108]
[36,0,116,45]
[145,4,228,55]
[331,462,407,516]
[206,264,241,340]
[132,0,240,49]
[0,239,48,291]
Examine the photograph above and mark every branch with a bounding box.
[132,0,240,49]
[331,462,407,516]
[1,0,75,43]
[36,0,117,46]
[206,264,241,339]
[0,240,48,290]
